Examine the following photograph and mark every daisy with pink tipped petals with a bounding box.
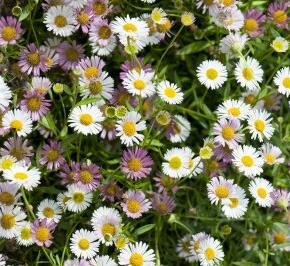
[31,218,56,247]
[0,16,22,46]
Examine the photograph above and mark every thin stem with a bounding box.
[21,188,36,219]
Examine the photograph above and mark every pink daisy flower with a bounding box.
[244,9,266,37]
[271,189,290,211]
[268,1,290,29]
[74,7,94,34]
[100,181,122,202]
[57,41,85,71]
[120,58,152,81]
[39,140,65,170]
[89,18,114,46]
[153,171,179,194]
[213,144,234,164]
[121,147,153,180]
[121,190,151,219]
[0,16,22,46]
[109,86,138,108]
[151,191,175,215]
[31,218,56,247]
[18,43,47,76]
[100,119,117,141]
[88,0,111,18]
[213,118,244,149]
[76,162,102,191]
[20,90,51,121]
[59,161,80,185]
[28,76,52,95]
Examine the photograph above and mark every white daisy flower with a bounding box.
[44,5,76,37]
[189,232,209,262]
[70,229,99,259]
[67,0,88,9]
[0,182,20,206]
[260,143,284,165]
[249,178,274,207]
[184,147,204,177]
[37,199,62,223]
[216,99,251,120]
[169,115,190,143]
[271,37,288,53]
[68,104,105,136]
[232,145,264,178]
[0,76,12,111]
[181,12,196,26]
[116,111,146,146]
[151,8,167,25]
[0,155,17,171]
[247,109,274,142]
[273,67,290,97]
[91,39,117,56]
[2,109,33,137]
[112,15,149,45]
[207,176,234,205]
[90,255,117,266]
[3,164,41,191]
[16,221,34,246]
[197,60,228,90]
[157,80,184,104]
[234,57,263,91]
[241,89,259,106]
[122,70,155,98]
[80,72,114,101]
[198,236,224,266]
[65,184,93,213]
[118,241,155,266]
[162,147,190,178]
[0,206,26,239]
[222,185,249,219]
[177,234,197,262]
[91,207,122,246]
[219,33,248,56]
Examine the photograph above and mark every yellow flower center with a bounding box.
[222,126,235,140]
[115,236,126,249]
[272,40,284,51]
[215,185,230,199]
[241,155,254,167]
[274,232,286,244]
[229,197,239,208]
[158,202,168,213]
[101,223,116,236]
[0,159,14,170]
[98,25,112,39]
[14,172,28,180]
[244,18,258,32]
[106,184,117,196]
[27,52,40,65]
[46,149,59,162]
[79,170,93,184]
[80,113,93,125]
[242,67,254,80]
[254,119,265,132]
[151,10,162,22]
[133,79,146,91]
[127,158,142,172]
[77,12,90,25]
[199,146,213,159]
[73,192,85,203]
[1,214,15,229]
[11,147,24,160]
[168,156,182,169]
[228,107,241,117]
[193,240,200,251]
[21,228,31,240]
[257,187,267,198]
[43,207,54,218]
[127,199,142,213]
[0,192,15,205]
[93,2,107,15]
[282,77,290,89]
[157,19,171,32]
[27,96,41,111]
[244,94,255,105]
[123,23,138,32]
[88,81,103,94]
[204,0,214,5]
[122,121,136,136]
[164,87,177,98]
[1,26,16,41]
[273,10,287,23]
[222,0,234,6]
[129,253,144,266]
[265,153,275,165]
[54,15,67,28]
[208,159,219,173]
[206,68,218,80]
[65,48,79,61]
[181,14,194,26]
[78,238,90,250]
[10,119,23,131]
[84,66,99,79]
[204,247,216,260]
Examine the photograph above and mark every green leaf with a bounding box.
[40,113,58,135]
[75,97,102,106]
[177,41,214,56]
[232,262,259,266]
[135,224,155,235]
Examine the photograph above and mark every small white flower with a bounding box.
[271,37,288,53]
[37,199,62,223]
[90,255,117,266]
[169,115,190,143]
[217,99,251,120]
[0,76,12,111]
[219,33,248,56]
[260,143,284,165]
[274,67,290,97]
[249,178,274,207]
[151,8,167,25]
[16,221,34,246]
[197,60,228,90]
[157,80,184,104]
[234,57,263,91]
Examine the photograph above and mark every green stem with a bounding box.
[155,216,161,266]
